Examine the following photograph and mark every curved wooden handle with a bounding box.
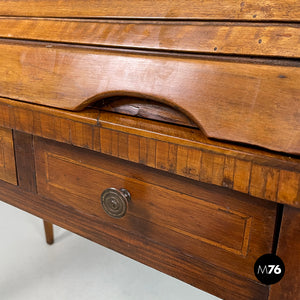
[0,42,299,154]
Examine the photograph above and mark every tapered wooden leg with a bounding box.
[43,220,54,245]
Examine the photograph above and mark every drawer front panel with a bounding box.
[0,127,17,185]
[35,137,277,281]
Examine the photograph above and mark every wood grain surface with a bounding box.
[34,136,277,281]
[0,178,269,300]
[0,0,298,21]
[13,131,37,192]
[0,98,299,207]
[95,97,197,127]
[0,127,17,185]
[0,2,298,299]
[0,41,299,154]
[0,18,299,58]
[269,206,300,300]
[43,220,54,245]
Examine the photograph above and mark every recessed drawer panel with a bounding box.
[0,127,17,185]
[35,137,277,282]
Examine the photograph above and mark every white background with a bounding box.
[0,200,220,300]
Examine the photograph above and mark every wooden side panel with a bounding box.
[0,0,298,21]
[269,206,300,300]
[0,42,299,154]
[34,137,277,283]
[0,127,17,185]
[0,19,299,58]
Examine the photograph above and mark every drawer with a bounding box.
[0,127,17,185]
[34,137,277,282]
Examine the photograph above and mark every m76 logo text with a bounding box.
[257,265,282,275]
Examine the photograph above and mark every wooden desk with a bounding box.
[0,1,299,299]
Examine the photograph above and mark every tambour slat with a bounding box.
[0,41,299,154]
[0,0,299,21]
[0,18,299,58]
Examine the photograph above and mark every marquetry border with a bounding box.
[0,98,299,207]
[96,129,300,207]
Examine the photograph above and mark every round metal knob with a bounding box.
[100,188,131,218]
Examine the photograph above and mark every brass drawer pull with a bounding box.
[101,188,131,218]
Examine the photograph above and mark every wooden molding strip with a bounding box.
[0,97,299,207]
[0,41,299,154]
[0,0,299,21]
[0,18,299,58]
